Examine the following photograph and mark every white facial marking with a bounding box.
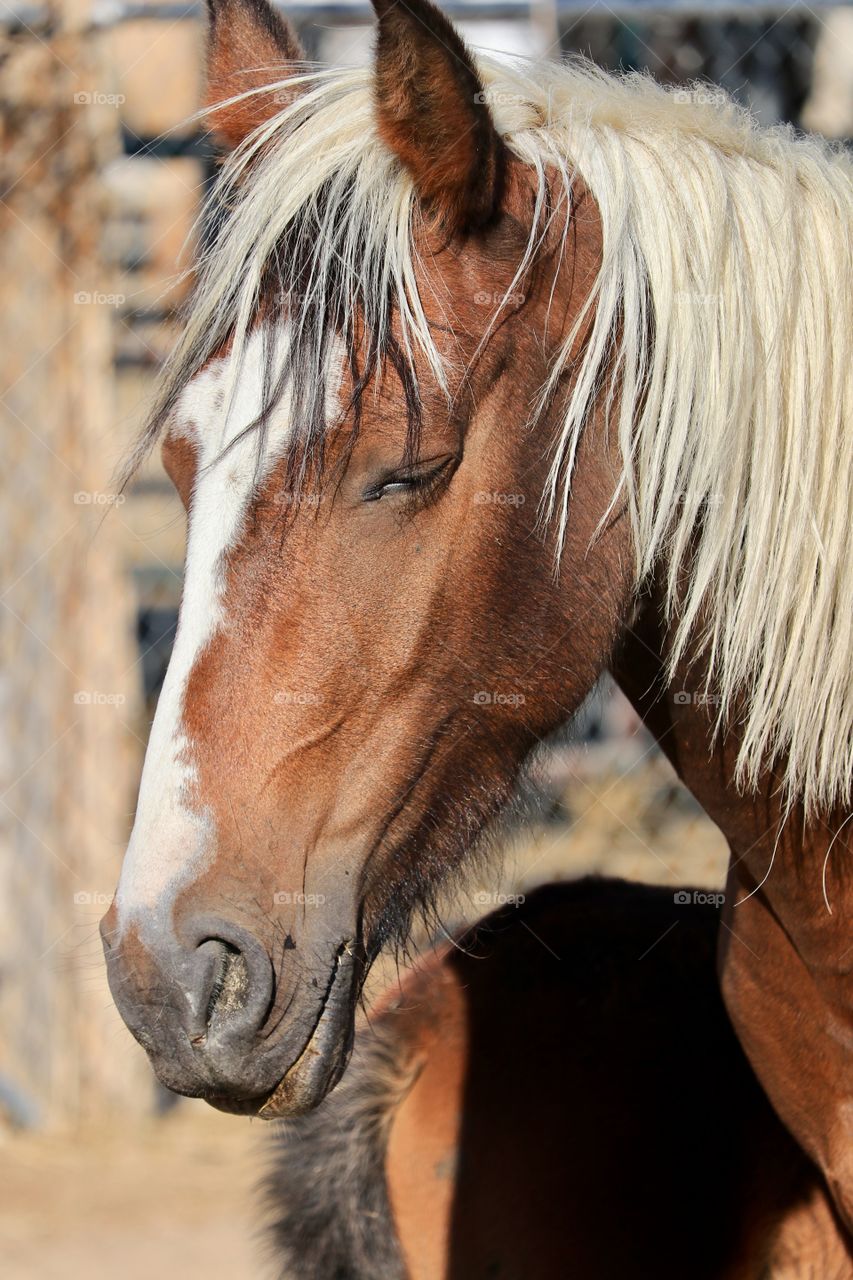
[116,327,297,931]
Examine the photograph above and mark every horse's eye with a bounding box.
[370,478,418,500]
[363,456,456,505]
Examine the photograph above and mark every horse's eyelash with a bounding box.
[366,461,453,508]
[397,468,448,513]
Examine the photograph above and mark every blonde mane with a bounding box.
[146,54,853,817]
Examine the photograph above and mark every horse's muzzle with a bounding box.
[99,906,360,1114]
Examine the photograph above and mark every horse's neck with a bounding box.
[615,577,853,1233]
[618,607,774,858]
[615,578,850,880]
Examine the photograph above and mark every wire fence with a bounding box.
[1,0,850,1127]
[1,3,156,1128]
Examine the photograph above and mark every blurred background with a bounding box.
[1,0,850,1274]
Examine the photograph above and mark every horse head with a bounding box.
[101,0,632,1113]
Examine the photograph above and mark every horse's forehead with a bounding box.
[171,326,296,468]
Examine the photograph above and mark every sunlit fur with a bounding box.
[134,55,853,817]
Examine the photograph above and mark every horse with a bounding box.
[267,879,850,1280]
[100,0,853,1236]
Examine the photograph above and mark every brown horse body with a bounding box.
[100,0,853,1243]
[268,880,850,1280]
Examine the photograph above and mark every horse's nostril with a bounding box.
[184,918,276,1051]
[205,944,250,1027]
[104,915,278,1096]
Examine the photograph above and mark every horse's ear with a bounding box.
[204,0,306,150]
[370,0,504,230]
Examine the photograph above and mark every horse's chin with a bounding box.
[204,1092,273,1117]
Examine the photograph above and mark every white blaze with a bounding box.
[116,329,296,928]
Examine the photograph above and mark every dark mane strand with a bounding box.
[119,174,424,506]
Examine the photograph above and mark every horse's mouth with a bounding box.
[205,940,358,1118]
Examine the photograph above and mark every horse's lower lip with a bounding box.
[257,941,357,1117]
[205,1092,270,1116]
[205,940,358,1118]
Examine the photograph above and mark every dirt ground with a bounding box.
[1,754,728,1279]
[0,1103,265,1279]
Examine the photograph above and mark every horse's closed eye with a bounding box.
[370,479,418,499]
[362,456,457,506]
